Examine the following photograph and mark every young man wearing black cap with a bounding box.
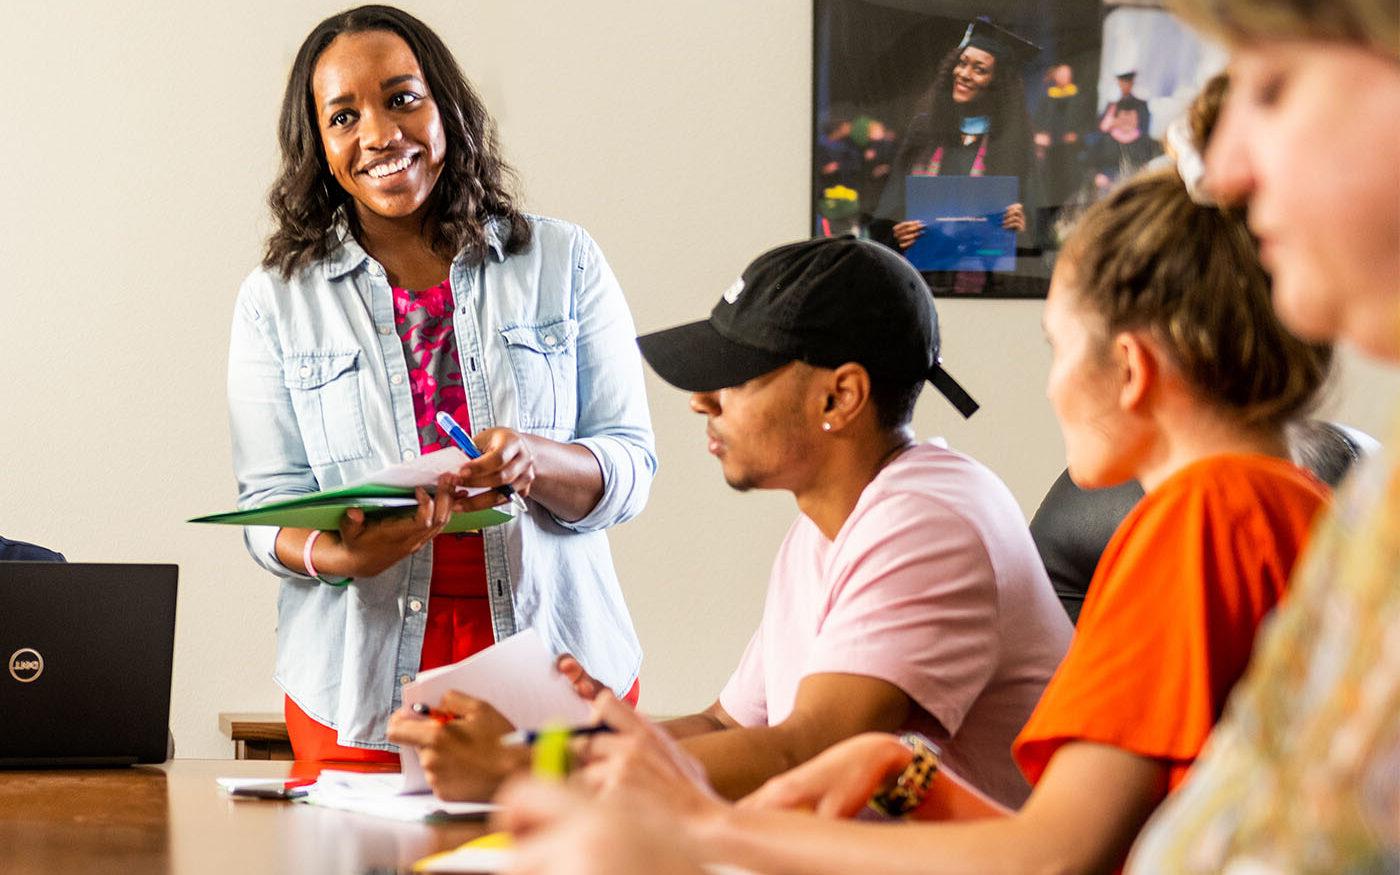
[633,236,1070,808]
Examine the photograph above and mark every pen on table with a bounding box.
[434,410,530,513]
[410,702,454,725]
[499,723,616,747]
[225,777,316,799]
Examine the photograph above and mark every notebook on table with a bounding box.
[0,562,177,767]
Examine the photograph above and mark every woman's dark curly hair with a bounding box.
[263,5,531,278]
[893,43,1032,181]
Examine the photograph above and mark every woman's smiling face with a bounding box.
[312,30,448,224]
[952,47,996,103]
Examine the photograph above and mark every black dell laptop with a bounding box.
[0,562,178,767]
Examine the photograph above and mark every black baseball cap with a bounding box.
[636,237,979,418]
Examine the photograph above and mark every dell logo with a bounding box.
[8,648,43,683]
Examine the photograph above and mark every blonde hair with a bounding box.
[1169,0,1399,60]
[1065,168,1332,430]
[1187,73,1229,150]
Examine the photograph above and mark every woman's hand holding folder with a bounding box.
[274,472,467,580]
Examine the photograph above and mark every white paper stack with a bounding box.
[300,770,496,822]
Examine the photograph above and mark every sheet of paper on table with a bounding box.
[301,771,497,822]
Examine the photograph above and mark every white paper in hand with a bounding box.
[348,447,493,493]
[399,629,590,793]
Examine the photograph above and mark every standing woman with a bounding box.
[228,5,654,761]
[872,19,1036,294]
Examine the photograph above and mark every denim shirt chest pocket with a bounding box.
[282,350,372,466]
[500,318,579,439]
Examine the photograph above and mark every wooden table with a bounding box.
[0,759,488,874]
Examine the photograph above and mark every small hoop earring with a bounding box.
[822,422,832,432]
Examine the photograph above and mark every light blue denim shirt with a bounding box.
[227,215,654,749]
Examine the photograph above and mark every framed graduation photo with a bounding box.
[812,0,1225,298]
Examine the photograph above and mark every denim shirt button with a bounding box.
[401,449,416,461]
[391,373,404,386]
[543,335,557,347]
[408,598,423,613]
[399,674,411,685]
[378,325,393,336]
[298,365,311,378]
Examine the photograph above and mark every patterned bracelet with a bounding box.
[868,732,941,818]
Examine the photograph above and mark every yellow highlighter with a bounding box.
[531,723,573,781]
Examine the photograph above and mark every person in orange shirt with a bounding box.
[491,130,1336,875]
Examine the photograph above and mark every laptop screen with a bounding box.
[0,563,178,766]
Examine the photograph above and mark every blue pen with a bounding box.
[435,411,529,513]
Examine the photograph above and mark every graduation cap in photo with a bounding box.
[957,17,1041,64]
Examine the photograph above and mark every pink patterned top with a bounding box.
[393,280,471,451]
[391,279,488,607]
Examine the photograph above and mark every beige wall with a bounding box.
[3,1,1395,758]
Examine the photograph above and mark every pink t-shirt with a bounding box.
[719,441,1072,808]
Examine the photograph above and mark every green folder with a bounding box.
[189,483,512,533]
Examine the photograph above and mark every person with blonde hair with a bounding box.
[1124,0,1400,869]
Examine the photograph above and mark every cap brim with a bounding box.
[637,320,793,393]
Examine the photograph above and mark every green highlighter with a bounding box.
[531,723,573,781]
